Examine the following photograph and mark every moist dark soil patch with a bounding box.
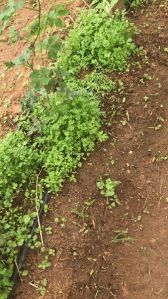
[13,1,168,298]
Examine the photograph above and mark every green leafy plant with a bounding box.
[38,256,51,270]
[97,177,120,207]
[55,215,67,228]
[67,71,115,97]
[71,206,88,220]
[57,8,137,74]
[39,278,48,296]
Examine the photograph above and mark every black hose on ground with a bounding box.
[8,191,51,299]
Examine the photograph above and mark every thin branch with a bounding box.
[30,0,42,69]
[68,15,75,23]
[82,0,90,8]
[40,6,52,67]
[14,259,22,282]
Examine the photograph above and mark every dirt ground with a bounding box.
[0,0,81,137]
[1,0,168,298]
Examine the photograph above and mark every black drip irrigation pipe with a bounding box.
[8,191,51,299]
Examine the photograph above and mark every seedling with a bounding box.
[156,154,168,162]
[84,198,96,209]
[44,226,53,235]
[143,73,152,81]
[69,174,77,182]
[48,248,56,256]
[143,96,149,102]
[21,270,29,277]
[97,177,120,208]
[143,208,150,214]
[71,247,78,257]
[154,116,164,131]
[71,206,88,219]
[55,215,67,228]
[110,159,116,166]
[111,229,133,244]
[39,278,48,296]
[38,256,51,270]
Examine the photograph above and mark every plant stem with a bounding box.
[30,0,42,69]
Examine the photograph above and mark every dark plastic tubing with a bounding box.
[8,191,51,299]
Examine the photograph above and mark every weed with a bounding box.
[97,177,120,208]
[21,270,29,277]
[44,227,53,235]
[143,207,150,214]
[48,248,56,256]
[58,8,137,74]
[67,71,115,97]
[156,155,168,162]
[69,174,77,183]
[38,278,48,296]
[71,207,88,220]
[143,96,149,102]
[111,229,133,244]
[38,256,51,270]
[110,159,116,165]
[143,73,152,81]
[55,216,67,228]
[84,198,96,209]
[154,116,164,131]
[71,247,78,257]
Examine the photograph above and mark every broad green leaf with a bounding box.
[56,6,69,16]
[55,18,63,28]
[5,61,15,68]
[48,42,62,59]
[13,47,32,66]
[30,68,51,90]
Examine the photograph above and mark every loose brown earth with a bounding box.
[1,0,168,298]
[0,0,81,137]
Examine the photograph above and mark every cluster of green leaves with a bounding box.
[23,90,106,191]
[66,71,115,96]
[97,177,120,208]
[57,8,137,74]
